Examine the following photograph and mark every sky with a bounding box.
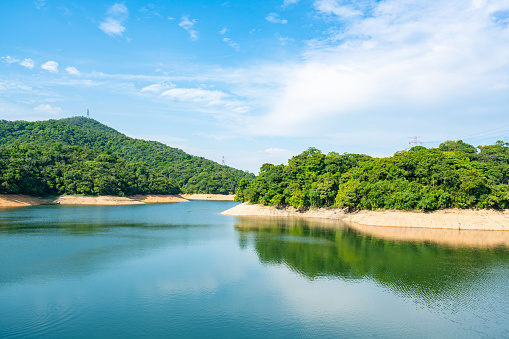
[1,0,509,173]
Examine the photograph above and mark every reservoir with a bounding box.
[1,201,508,338]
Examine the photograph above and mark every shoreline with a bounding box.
[0,194,235,208]
[0,194,188,207]
[181,194,235,201]
[221,203,509,231]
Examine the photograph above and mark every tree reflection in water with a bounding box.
[235,217,509,304]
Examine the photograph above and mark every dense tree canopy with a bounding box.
[236,141,509,211]
[0,143,179,196]
[0,117,254,194]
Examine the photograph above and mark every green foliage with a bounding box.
[0,117,254,194]
[238,141,509,211]
[0,143,179,196]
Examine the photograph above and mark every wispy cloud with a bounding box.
[1,56,19,64]
[266,12,288,24]
[34,103,63,115]
[262,147,291,154]
[0,80,32,91]
[41,61,59,73]
[161,87,248,113]
[161,87,228,105]
[140,82,175,93]
[278,36,294,45]
[99,3,129,37]
[58,6,72,17]
[313,0,363,18]
[179,16,198,40]
[282,0,299,8]
[65,66,80,76]
[19,58,35,69]
[219,27,228,35]
[139,4,161,18]
[223,38,240,51]
[33,0,46,10]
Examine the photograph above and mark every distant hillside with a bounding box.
[0,117,254,194]
[0,143,180,196]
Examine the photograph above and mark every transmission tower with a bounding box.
[222,156,225,166]
[408,136,422,147]
[87,109,90,119]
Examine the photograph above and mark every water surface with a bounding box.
[1,201,508,338]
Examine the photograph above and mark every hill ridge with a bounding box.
[0,117,254,194]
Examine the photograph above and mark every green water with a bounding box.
[0,201,508,338]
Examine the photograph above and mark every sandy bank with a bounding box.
[181,194,234,201]
[0,194,52,208]
[234,217,509,248]
[129,195,188,204]
[0,194,188,207]
[221,203,509,231]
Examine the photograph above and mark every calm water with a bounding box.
[1,201,508,338]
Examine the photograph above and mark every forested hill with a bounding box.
[0,143,180,196]
[0,117,254,194]
[235,141,509,211]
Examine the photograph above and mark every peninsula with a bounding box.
[227,141,509,230]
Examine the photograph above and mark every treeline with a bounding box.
[0,117,254,194]
[235,140,509,211]
[0,143,180,196]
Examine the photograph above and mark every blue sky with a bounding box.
[1,0,509,173]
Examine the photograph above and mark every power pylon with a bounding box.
[408,136,423,147]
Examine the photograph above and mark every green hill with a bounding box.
[236,141,509,210]
[0,143,180,196]
[0,117,254,194]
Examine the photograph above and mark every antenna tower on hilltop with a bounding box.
[87,109,90,119]
[222,156,225,166]
[408,136,423,147]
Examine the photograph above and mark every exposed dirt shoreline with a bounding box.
[221,203,509,231]
[180,194,235,201]
[0,194,233,208]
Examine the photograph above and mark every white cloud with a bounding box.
[19,58,35,69]
[139,4,161,18]
[263,148,291,154]
[99,18,126,37]
[99,3,128,37]
[34,104,63,115]
[0,80,32,91]
[65,66,81,76]
[108,3,128,16]
[248,0,509,137]
[1,56,19,64]
[313,0,363,18]
[279,36,295,45]
[161,87,248,113]
[223,38,240,51]
[41,61,59,73]
[219,27,228,35]
[283,0,299,8]
[141,82,175,93]
[266,13,288,24]
[162,88,228,104]
[179,16,198,40]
